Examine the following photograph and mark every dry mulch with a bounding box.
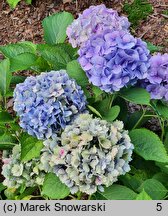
[0,0,168,51]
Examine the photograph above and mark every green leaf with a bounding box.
[42,12,74,44]
[25,0,32,4]
[139,179,167,200]
[156,162,168,174]
[21,136,43,162]
[130,128,168,163]
[87,105,102,118]
[103,105,120,122]
[93,184,137,200]
[0,41,36,58]
[42,173,70,199]
[120,173,143,192]
[0,183,6,192]
[153,172,168,188]
[37,44,71,70]
[10,53,38,72]
[120,87,150,105]
[126,110,151,130]
[136,189,152,200]
[92,86,103,98]
[156,101,168,119]
[146,42,162,53]
[11,76,26,85]
[0,59,11,96]
[0,133,18,150]
[6,0,20,8]
[0,111,14,123]
[56,44,77,60]
[66,60,89,87]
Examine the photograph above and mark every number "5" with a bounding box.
[156,203,162,211]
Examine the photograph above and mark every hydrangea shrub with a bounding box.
[0,4,168,201]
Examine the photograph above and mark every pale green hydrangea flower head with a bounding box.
[2,145,46,189]
[43,114,134,195]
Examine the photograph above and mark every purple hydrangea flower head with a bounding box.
[78,30,150,93]
[13,70,87,140]
[143,53,168,101]
[66,4,130,48]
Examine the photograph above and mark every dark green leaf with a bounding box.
[0,183,6,192]
[11,76,26,85]
[103,106,120,122]
[136,189,152,200]
[93,184,137,200]
[0,59,11,96]
[42,12,74,44]
[130,128,168,163]
[66,60,89,87]
[0,133,18,150]
[152,172,168,188]
[139,179,167,200]
[0,111,14,123]
[10,53,38,72]
[156,101,168,119]
[0,41,36,58]
[42,173,70,199]
[37,44,71,70]
[120,88,150,105]
[21,136,43,162]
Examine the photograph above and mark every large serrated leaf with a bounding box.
[21,136,43,162]
[66,60,89,87]
[37,44,71,70]
[136,189,152,200]
[0,41,36,58]
[92,184,137,200]
[10,53,38,72]
[120,87,150,105]
[42,173,70,199]
[42,12,74,44]
[130,128,168,163]
[138,179,167,200]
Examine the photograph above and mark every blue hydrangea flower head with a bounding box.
[78,30,150,93]
[142,53,168,101]
[67,4,130,48]
[13,70,87,140]
[43,114,134,194]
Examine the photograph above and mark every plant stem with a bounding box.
[132,108,146,129]
[77,192,83,200]
[108,94,116,110]
[159,118,165,141]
